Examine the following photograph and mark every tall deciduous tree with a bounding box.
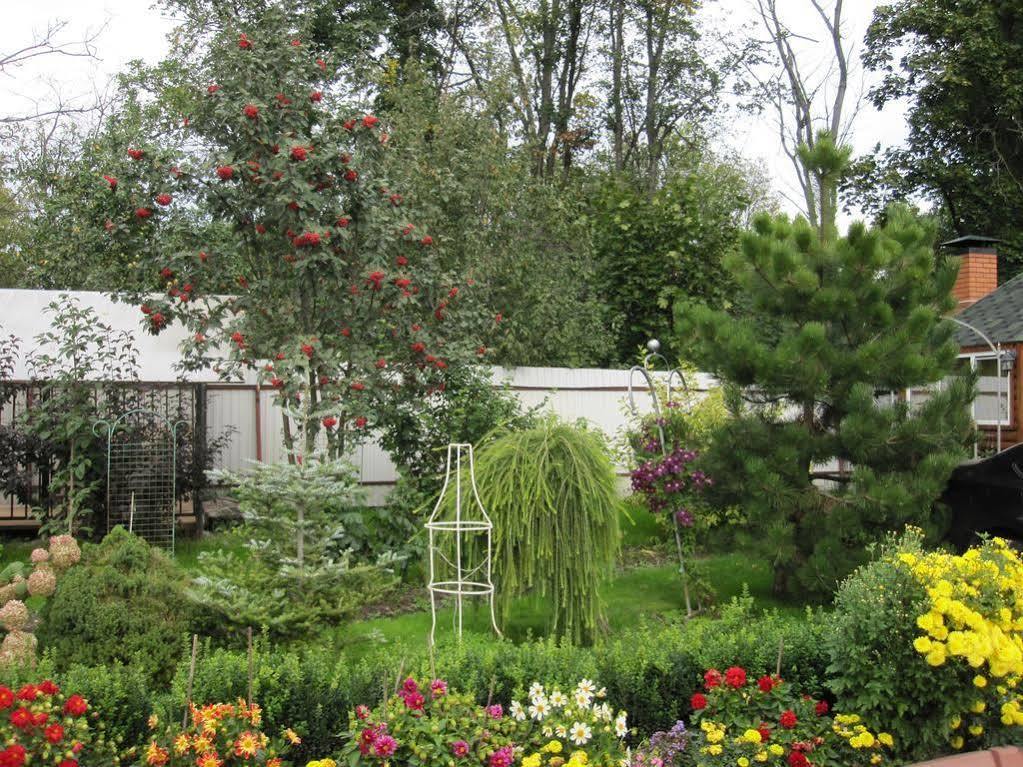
[104,15,484,458]
[849,0,1023,277]
[677,142,975,597]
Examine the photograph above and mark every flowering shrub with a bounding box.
[0,534,81,667]
[341,677,520,767]
[899,536,1023,752]
[141,700,290,767]
[0,680,101,767]
[509,679,629,767]
[688,666,892,767]
[629,720,688,767]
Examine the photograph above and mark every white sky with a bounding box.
[0,0,907,227]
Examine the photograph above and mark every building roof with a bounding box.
[955,272,1023,347]
[942,235,1003,250]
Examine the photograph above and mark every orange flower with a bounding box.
[145,742,170,767]
[193,732,214,753]
[284,728,302,745]
[196,752,223,767]
[268,760,282,767]
[234,731,260,759]
[174,734,192,755]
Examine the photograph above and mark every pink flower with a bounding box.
[486,704,503,719]
[402,691,425,711]
[451,741,469,758]
[430,679,448,698]
[373,735,397,757]
[355,705,371,720]
[489,746,514,767]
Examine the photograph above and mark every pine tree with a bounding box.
[676,137,975,597]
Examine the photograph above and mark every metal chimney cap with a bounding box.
[941,235,1002,253]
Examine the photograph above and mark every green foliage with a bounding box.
[825,531,955,762]
[852,0,1023,277]
[57,661,155,753]
[590,152,750,364]
[37,527,195,684]
[192,459,400,638]
[447,419,620,643]
[678,199,976,597]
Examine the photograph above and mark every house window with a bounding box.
[959,353,1011,426]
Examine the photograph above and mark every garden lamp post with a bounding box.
[627,339,693,618]
[948,317,1006,455]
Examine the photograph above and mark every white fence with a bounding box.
[0,289,714,510]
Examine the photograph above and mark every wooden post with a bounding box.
[183,634,198,727]
[247,626,254,707]
[775,637,785,677]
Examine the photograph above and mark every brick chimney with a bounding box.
[944,235,1000,313]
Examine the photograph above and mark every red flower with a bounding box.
[341,327,352,337]
[703,669,722,689]
[155,193,172,206]
[725,667,747,689]
[337,216,351,228]
[103,174,118,190]
[420,235,433,246]
[390,193,402,206]
[814,700,829,716]
[243,103,259,119]
[403,690,425,710]
[275,93,292,107]
[495,312,503,324]
[448,287,459,298]
[290,145,308,161]
[355,416,367,428]
[9,707,33,729]
[362,114,379,128]
[779,710,798,729]
[411,342,426,354]
[375,358,387,369]
[317,58,327,71]
[0,745,26,767]
[411,323,422,332]
[14,686,34,702]
[344,169,358,183]
[293,231,320,248]
[194,333,205,343]
[33,712,48,726]
[477,346,487,356]
[301,344,314,358]
[366,270,385,290]
[150,312,166,329]
[757,675,775,693]
[104,219,114,232]
[396,255,408,266]
[758,724,771,742]
[207,84,220,94]
[0,687,13,709]
[216,165,235,180]
[135,207,153,219]
[58,762,78,767]
[255,224,266,234]
[45,724,64,744]
[787,752,808,767]
[322,416,337,429]
[238,33,253,49]
[343,118,356,131]
[199,251,209,262]
[340,152,352,164]
[127,148,144,160]
[270,377,283,389]
[310,91,323,102]
[231,331,245,345]
[690,692,707,710]
[350,381,365,391]
[394,278,411,289]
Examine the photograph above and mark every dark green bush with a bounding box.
[37,526,195,683]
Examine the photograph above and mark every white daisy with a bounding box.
[596,687,607,699]
[542,726,553,737]
[577,679,596,696]
[529,682,545,699]
[574,690,593,708]
[569,722,592,746]
[555,725,567,738]
[594,703,613,722]
[550,690,568,708]
[529,698,550,720]
[510,701,526,721]
[615,715,628,738]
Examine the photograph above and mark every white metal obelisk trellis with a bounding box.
[426,443,502,645]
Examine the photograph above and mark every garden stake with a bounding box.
[486,676,496,707]
[393,658,406,695]
[627,339,692,618]
[183,634,198,728]
[247,626,254,707]
[776,636,784,677]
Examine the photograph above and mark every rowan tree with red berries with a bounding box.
[100,20,484,458]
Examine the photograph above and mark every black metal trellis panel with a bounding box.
[94,408,185,551]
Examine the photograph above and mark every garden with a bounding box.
[2,1,1022,766]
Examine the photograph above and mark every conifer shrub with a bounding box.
[37,526,195,683]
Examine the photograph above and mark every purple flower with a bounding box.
[403,677,419,694]
[675,509,694,527]
[452,741,470,758]
[486,704,503,719]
